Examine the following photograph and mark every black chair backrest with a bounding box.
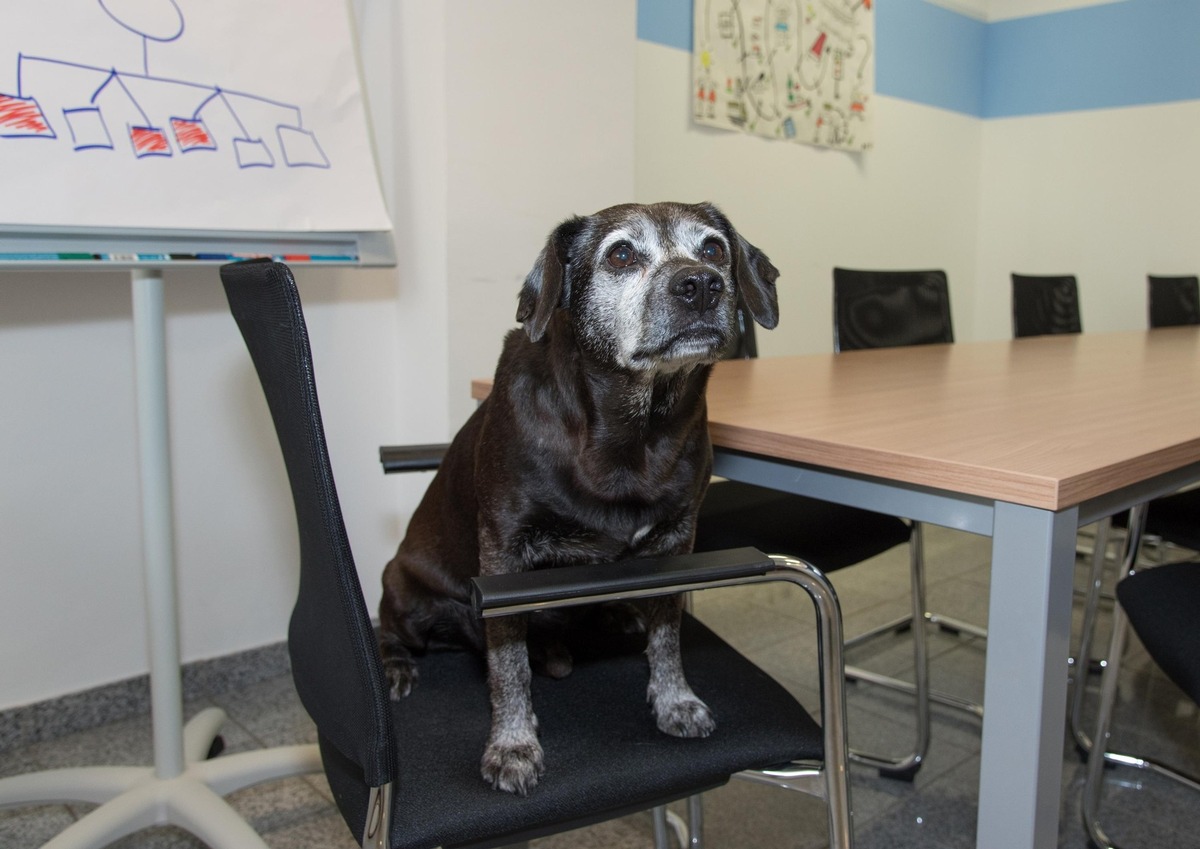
[1011,274,1082,338]
[220,260,396,789]
[832,268,954,352]
[1148,275,1200,328]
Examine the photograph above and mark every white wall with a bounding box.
[0,0,636,711]
[635,41,984,356]
[973,100,1200,339]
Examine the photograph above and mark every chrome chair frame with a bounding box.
[1081,506,1200,848]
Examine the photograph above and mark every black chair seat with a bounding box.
[322,614,822,849]
[1112,488,1200,553]
[1116,560,1200,705]
[697,481,911,572]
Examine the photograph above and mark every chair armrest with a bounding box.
[379,443,449,473]
[471,547,772,617]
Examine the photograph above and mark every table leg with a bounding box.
[976,501,1078,849]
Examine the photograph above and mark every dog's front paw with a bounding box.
[481,734,545,795]
[653,694,716,738]
[383,657,418,700]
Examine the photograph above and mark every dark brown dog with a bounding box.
[379,201,779,794]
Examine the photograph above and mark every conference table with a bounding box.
[475,327,1200,849]
[703,328,1200,849]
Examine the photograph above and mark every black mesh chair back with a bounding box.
[1082,504,1200,849]
[1148,275,1200,328]
[223,260,853,849]
[1011,274,1082,338]
[832,268,953,352]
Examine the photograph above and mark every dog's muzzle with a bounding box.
[669,267,724,315]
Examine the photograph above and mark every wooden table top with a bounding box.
[473,328,1200,511]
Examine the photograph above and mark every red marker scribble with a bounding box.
[130,125,170,155]
[171,117,213,150]
[0,94,51,134]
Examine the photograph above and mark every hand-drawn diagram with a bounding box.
[694,0,874,152]
[0,0,329,168]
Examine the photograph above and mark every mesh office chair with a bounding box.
[1069,280,1198,753]
[1071,488,1200,755]
[221,260,854,849]
[1148,275,1200,328]
[693,269,981,783]
[830,267,985,702]
[1082,503,1200,849]
[833,268,954,351]
[1011,273,1082,337]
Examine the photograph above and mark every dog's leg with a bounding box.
[481,615,545,794]
[643,595,715,737]
[379,630,419,699]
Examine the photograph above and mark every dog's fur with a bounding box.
[379,202,779,795]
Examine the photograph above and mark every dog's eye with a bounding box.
[701,239,726,264]
[606,242,638,269]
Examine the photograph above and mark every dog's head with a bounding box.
[516,202,779,373]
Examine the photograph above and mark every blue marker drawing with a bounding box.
[1,0,331,169]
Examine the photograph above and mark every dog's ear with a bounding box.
[700,203,780,330]
[516,216,587,342]
[732,232,780,330]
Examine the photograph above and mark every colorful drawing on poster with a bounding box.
[1,0,331,168]
[694,0,874,152]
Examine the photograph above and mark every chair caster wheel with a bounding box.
[207,735,226,760]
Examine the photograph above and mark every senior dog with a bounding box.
[379,201,779,795]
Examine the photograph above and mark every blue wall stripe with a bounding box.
[637,0,1200,119]
[637,0,692,53]
[983,0,1200,118]
[877,0,985,117]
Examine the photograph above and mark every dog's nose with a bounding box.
[669,268,724,314]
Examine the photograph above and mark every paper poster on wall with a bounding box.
[694,0,874,152]
[0,0,390,233]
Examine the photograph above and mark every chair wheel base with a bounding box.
[878,763,920,782]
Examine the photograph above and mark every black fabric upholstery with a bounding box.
[1117,560,1200,705]
[1011,274,1082,338]
[1148,275,1200,328]
[220,259,396,791]
[832,268,954,352]
[324,614,822,849]
[1111,488,1200,553]
[221,260,828,849]
[696,481,911,572]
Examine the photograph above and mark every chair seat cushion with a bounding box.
[1117,560,1200,706]
[1114,488,1200,552]
[320,614,823,849]
[696,480,911,571]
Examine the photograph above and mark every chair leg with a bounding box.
[1081,576,1132,849]
[686,794,703,848]
[1082,505,1145,849]
[1072,515,1116,756]
[845,522,959,780]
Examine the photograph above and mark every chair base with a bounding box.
[0,707,321,849]
[1083,752,1200,849]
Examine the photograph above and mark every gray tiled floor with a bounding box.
[3,526,1198,848]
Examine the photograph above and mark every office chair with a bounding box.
[1070,488,1200,755]
[1082,503,1200,849]
[1011,273,1082,337]
[221,259,854,849]
[832,267,954,351]
[1148,275,1200,328]
[688,286,944,781]
[830,267,984,699]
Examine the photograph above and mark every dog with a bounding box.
[379,201,779,795]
